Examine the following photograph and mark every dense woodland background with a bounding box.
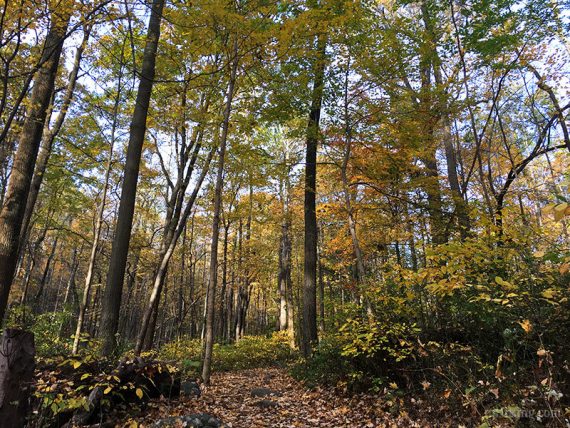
[1,0,570,425]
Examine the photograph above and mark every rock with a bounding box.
[153,413,223,427]
[254,399,279,409]
[250,387,282,397]
[181,380,201,398]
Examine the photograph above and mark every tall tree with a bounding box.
[100,0,165,356]
[19,24,91,249]
[0,5,72,322]
[301,32,326,357]
[72,35,126,355]
[202,38,239,385]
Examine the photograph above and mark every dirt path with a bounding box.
[125,368,431,427]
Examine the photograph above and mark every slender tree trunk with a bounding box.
[72,84,119,354]
[177,225,188,338]
[33,234,59,309]
[301,33,326,357]
[233,219,243,342]
[219,223,230,340]
[278,218,291,331]
[286,259,295,347]
[202,41,238,384]
[237,183,253,340]
[59,247,80,338]
[19,25,91,248]
[340,57,365,283]
[418,0,447,246]
[429,33,470,238]
[189,247,197,338]
[278,149,292,333]
[134,147,214,354]
[317,234,325,332]
[0,7,71,323]
[100,0,164,356]
[227,228,238,341]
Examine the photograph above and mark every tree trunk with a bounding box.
[0,329,35,428]
[73,35,125,354]
[202,40,238,385]
[425,6,470,239]
[278,218,291,331]
[33,233,59,309]
[418,0,447,246]
[301,33,326,358]
[100,0,164,356]
[134,146,214,355]
[340,57,365,283]
[278,153,292,333]
[19,25,91,249]
[72,109,117,354]
[0,7,71,323]
[219,223,230,340]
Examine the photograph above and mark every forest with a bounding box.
[0,0,569,426]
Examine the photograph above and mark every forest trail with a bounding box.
[121,367,425,427]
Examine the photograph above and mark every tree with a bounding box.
[19,23,91,250]
[100,0,165,356]
[0,4,72,322]
[301,32,326,357]
[202,38,239,385]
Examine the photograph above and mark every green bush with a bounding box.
[6,307,74,357]
[160,331,296,375]
[290,335,351,388]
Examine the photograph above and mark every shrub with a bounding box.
[6,307,74,357]
[160,332,295,375]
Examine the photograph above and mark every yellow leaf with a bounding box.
[80,373,90,380]
[542,289,556,299]
[518,319,532,333]
[136,388,143,399]
[73,361,82,369]
[533,250,545,258]
[554,203,568,221]
[103,386,112,395]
